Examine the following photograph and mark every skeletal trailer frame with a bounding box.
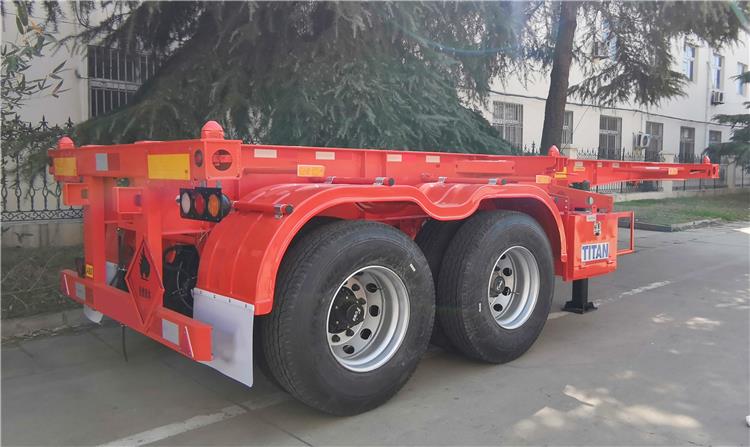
[49,121,718,384]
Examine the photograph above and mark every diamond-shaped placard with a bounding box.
[125,240,164,327]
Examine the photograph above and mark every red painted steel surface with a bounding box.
[49,122,719,355]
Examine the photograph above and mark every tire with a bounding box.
[261,220,435,415]
[437,210,554,364]
[415,219,464,349]
[255,217,339,389]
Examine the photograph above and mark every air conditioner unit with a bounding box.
[634,133,651,148]
[711,90,724,105]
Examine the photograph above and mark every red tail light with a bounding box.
[178,187,230,222]
[211,149,233,171]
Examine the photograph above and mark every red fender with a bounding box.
[197,182,567,314]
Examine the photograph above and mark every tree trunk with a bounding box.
[540,1,579,153]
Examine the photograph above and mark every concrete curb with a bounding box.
[619,218,722,232]
[1,307,96,341]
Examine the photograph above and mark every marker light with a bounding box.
[180,191,192,214]
[194,193,206,216]
[194,150,204,167]
[212,149,233,171]
[179,187,229,222]
[207,194,221,217]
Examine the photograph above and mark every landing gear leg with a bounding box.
[562,279,597,314]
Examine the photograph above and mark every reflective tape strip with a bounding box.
[386,154,402,162]
[147,154,190,180]
[315,151,335,160]
[297,164,325,177]
[54,157,77,176]
[426,155,440,163]
[95,153,108,171]
[535,175,552,184]
[254,149,277,159]
[75,282,86,301]
[162,319,179,345]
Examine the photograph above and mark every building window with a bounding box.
[492,101,523,149]
[645,121,663,162]
[683,43,696,81]
[712,53,724,90]
[709,130,722,147]
[87,45,157,118]
[562,111,574,146]
[598,115,622,159]
[593,19,617,59]
[738,63,747,96]
[679,126,695,162]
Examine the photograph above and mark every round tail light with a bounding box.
[211,149,232,171]
[207,194,221,217]
[194,193,206,216]
[180,191,192,215]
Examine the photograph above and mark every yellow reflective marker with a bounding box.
[535,175,552,184]
[147,154,190,180]
[54,157,77,176]
[85,264,94,279]
[297,164,326,177]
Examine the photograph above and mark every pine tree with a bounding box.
[537,1,749,151]
[58,1,536,153]
[707,71,750,168]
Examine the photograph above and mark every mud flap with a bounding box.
[82,261,121,324]
[192,288,254,387]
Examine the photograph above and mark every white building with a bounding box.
[1,6,156,127]
[482,33,749,164]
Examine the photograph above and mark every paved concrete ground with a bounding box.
[3,223,749,446]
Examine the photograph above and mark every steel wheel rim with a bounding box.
[326,265,410,372]
[487,246,540,329]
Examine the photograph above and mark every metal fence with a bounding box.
[575,147,669,194]
[1,118,83,222]
[671,153,729,191]
[733,163,750,188]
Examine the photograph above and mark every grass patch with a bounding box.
[616,191,750,226]
[1,245,82,319]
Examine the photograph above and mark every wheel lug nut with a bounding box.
[503,287,511,295]
[345,329,354,336]
[366,283,378,293]
[331,334,340,342]
[503,268,512,276]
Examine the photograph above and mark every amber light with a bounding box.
[207,194,221,217]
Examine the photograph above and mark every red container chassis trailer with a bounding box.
[49,121,718,415]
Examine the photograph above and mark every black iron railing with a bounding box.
[1,117,83,222]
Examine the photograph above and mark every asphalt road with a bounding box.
[3,223,749,446]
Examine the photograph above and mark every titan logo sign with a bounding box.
[581,242,610,263]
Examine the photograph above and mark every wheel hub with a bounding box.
[487,246,540,330]
[326,266,410,372]
[490,275,506,296]
[328,287,364,333]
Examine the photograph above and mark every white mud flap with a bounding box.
[82,262,120,324]
[192,288,254,387]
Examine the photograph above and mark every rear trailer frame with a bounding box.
[50,121,717,391]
